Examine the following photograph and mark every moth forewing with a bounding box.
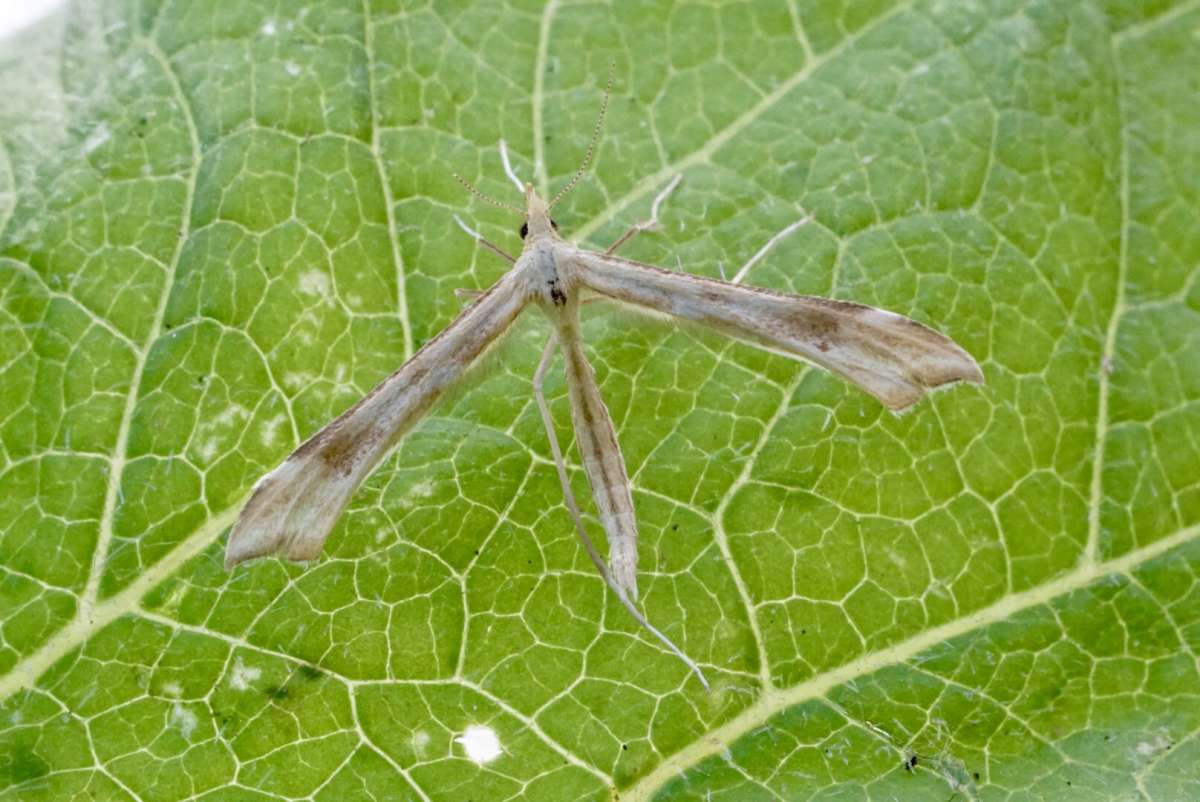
[224,268,532,569]
[568,248,983,411]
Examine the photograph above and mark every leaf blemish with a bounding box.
[455,724,502,764]
[229,657,261,691]
[298,665,323,681]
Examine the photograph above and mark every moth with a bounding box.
[224,78,983,689]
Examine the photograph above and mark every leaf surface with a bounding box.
[1,1,1198,800]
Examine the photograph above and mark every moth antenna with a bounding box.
[452,171,522,215]
[549,60,614,210]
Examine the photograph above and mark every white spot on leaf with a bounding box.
[195,438,220,462]
[283,371,317,391]
[399,478,435,510]
[260,413,287,448]
[229,657,261,691]
[82,123,111,155]
[298,270,330,298]
[1135,733,1171,757]
[455,725,502,763]
[193,403,252,464]
[170,702,198,741]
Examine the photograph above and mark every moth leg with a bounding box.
[532,332,710,690]
[532,334,593,555]
[605,174,682,255]
[497,139,525,193]
[453,213,516,264]
[729,214,812,284]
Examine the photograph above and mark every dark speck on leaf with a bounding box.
[265,685,288,701]
[974,772,980,781]
[298,665,323,681]
[671,524,678,531]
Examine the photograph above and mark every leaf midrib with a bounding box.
[80,36,202,625]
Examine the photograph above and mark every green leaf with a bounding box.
[2,1,1198,799]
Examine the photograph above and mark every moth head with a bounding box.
[522,183,558,241]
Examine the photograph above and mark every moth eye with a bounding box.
[519,222,529,239]
[550,219,559,231]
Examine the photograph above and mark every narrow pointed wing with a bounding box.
[554,310,641,600]
[570,249,983,410]
[225,269,530,569]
